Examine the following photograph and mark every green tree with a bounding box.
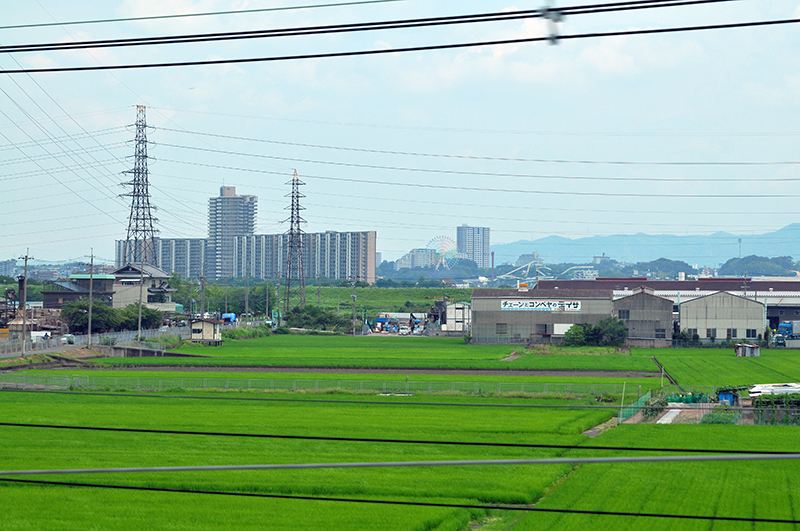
[595,316,628,347]
[119,304,163,331]
[584,324,604,346]
[61,298,121,334]
[562,324,586,346]
[285,306,351,331]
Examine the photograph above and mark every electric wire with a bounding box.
[0,57,134,224]
[157,158,797,198]
[0,0,407,31]
[4,452,800,477]
[1,421,796,455]
[5,17,797,74]
[151,176,800,218]
[0,0,736,54]
[157,141,800,181]
[0,105,126,227]
[1,478,798,524]
[156,127,800,167]
[2,142,126,166]
[153,106,800,138]
[0,126,126,152]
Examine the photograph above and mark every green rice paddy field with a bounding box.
[5,337,800,529]
[2,390,800,530]
[524,424,800,531]
[649,347,800,387]
[0,391,604,531]
[24,368,661,393]
[97,336,658,372]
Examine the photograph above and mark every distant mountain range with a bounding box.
[491,224,800,267]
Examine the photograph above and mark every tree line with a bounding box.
[61,298,163,334]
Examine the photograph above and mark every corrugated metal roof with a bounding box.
[538,278,800,291]
[52,282,88,292]
[471,288,613,299]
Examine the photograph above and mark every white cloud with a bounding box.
[576,37,636,75]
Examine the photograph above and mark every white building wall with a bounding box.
[680,292,765,339]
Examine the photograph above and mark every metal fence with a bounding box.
[0,321,275,359]
[0,328,191,359]
[0,372,645,397]
[620,402,800,426]
[618,390,651,423]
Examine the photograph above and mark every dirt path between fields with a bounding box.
[82,365,661,378]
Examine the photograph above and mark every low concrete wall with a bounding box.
[92,345,165,357]
[625,338,671,349]
[92,345,211,358]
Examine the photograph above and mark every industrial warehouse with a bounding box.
[470,277,800,346]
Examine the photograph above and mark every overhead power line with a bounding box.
[0,0,735,54]
[8,13,793,74]
[157,158,800,198]
[3,478,800,524]
[157,127,800,167]
[3,452,800,476]
[4,421,796,455]
[0,126,126,152]
[0,0,407,31]
[156,141,800,181]
[153,106,800,137]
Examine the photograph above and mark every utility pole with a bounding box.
[351,278,357,336]
[199,263,205,319]
[19,250,33,356]
[88,249,94,349]
[245,276,250,318]
[225,283,229,313]
[137,261,145,342]
[265,281,270,320]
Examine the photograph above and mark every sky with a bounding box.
[1,0,800,267]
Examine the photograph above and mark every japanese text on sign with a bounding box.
[500,300,581,312]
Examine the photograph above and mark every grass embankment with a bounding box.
[0,391,609,531]
[91,336,659,372]
[643,347,800,387]
[301,286,473,314]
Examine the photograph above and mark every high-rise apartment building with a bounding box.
[456,225,491,269]
[234,231,377,284]
[395,248,437,270]
[207,186,257,280]
[115,238,208,279]
[156,238,208,280]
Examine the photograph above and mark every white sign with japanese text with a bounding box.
[500,300,581,312]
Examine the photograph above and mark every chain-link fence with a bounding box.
[0,372,650,397]
[620,402,800,426]
[0,320,274,359]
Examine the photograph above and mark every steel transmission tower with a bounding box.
[121,105,158,266]
[283,169,306,315]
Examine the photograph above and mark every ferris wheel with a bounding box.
[427,235,460,269]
